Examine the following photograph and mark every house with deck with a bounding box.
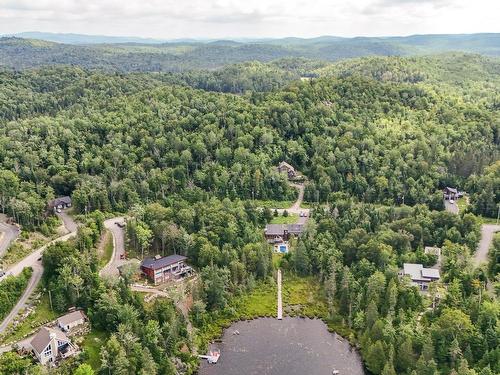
[30,327,78,365]
[140,254,193,285]
[399,263,440,291]
[264,224,304,243]
[48,196,72,213]
[277,161,297,179]
[443,187,463,200]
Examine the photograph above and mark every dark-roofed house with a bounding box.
[48,196,72,213]
[443,187,458,200]
[277,161,296,179]
[140,254,193,285]
[30,327,77,365]
[400,263,440,291]
[264,224,304,242]
[57,310,86,332]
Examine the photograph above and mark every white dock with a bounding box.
[277,269,283,320]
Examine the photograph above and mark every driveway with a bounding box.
[474,224,500,266]
[0,219,20,258]
[444,199,459,214]
[268,183,310,224]
[100,217,126,277]
[56,210,78,234]
[0,213,78,334]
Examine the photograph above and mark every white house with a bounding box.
[57,310,86,332]
[30,327,77,365]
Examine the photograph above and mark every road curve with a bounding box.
[99,217,126,277]
[474,224,500,266]
[0,221,20,258]
[0,213,78,335]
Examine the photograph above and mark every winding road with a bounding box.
[99,217,126,277]
[0,212,78,334]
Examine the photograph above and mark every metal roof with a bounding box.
[141,254,187,270]
[265,224,304,236]
[403,263,440,282]
[57,310,85,327]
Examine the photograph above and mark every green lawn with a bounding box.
[0,292,57,345]
[99,231,114,268]
[81,330,108,371]
[253,200,295,209]
[270,214,298,224]
[456,197,469,212]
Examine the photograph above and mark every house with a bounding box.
[443,187,458,200]
[277,161,297,179]
[57,310,86,332]
[400,263,440,291]
[264,224,304,242]
[30,327,77,365]
[48,196,72,212]
[141,254,193,285]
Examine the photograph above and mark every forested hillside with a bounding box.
[1,33,500,72]
[0,54,498,375]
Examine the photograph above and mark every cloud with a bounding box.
[0,0,497,39]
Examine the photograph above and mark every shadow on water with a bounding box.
[198,317,365,375]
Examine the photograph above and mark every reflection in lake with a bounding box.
[198,317,365,375]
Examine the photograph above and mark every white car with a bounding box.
[449,199,455,204]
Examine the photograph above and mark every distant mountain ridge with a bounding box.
[0,33,499,72]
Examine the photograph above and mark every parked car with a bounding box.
[449,199,455,204]
[116,222,126,228]
[56,208,62,213]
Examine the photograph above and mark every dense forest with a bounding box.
[0,51,498,375]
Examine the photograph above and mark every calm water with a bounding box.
[198,317,365,375]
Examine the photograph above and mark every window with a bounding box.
[43,346,52,357]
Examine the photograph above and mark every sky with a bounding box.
[0,0,499,39]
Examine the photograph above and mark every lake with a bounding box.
[198,317,365,375]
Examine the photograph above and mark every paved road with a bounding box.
[0,220,20,258]
[0,263,43,334]
[444,199,459,214]
[0,212,78,335]
[100,217,126,277]
[474,224,500,266]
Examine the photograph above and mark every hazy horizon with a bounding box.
[1,0,499,40]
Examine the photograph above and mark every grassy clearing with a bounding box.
[253,200,295,209]
[195,273,355,350]
[479,216,499,225]
[456,197,469,212]
[0,292,57,345]
[270,214,298,224]
[98,231,114,268]
[81,330,108,370]
[194,281,277,349]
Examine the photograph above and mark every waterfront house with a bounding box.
[140,254,193,285]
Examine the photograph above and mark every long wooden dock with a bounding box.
[277,269,283,320]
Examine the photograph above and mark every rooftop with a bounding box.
[141,254,187,270]
[31,327,69,354]
[403,263,440,282]
[265,224,304,236]
[57,310,85,327]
